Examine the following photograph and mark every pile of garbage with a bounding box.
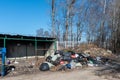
[39,50,111,71]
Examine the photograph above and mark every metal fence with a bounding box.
[57,41,81,50]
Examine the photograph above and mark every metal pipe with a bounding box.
[35,37,38,58]
[54,41,57,51]
[3,38,6,48]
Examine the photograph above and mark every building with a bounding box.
[0,34,56,59]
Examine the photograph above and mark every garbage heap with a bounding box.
[39,50,111,71]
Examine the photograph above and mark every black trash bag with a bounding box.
[62,56,71,62]
[54,50,59,55]
[73,58,79,63]
[78,53,86,58]
[46,56,52,62]
[9,65,15,71]
[39,63,49,71]
[61,52,72,62]
[55,50,64,56]
[76,53,84,62]
[79,53,90,58]
[87,56,98,64]
[101,57,109,63]
[63,52,71,57]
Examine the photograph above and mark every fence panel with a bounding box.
[57,41,81,50]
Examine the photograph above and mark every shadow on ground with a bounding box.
[95,61,120,79]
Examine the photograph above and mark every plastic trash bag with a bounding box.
[51,54,61,61]
[62,52,72,62]
[75,63,82,67]
[44,62,54,68]
[55,50,64,56]
[62,56,72,62]
[46,56,52,62]
[88,63,94,67]
[51,57,61,66]
[66,64,71,69]
[87,60,94,67]
[39,63,49,71]
[70,60,76,69]
[71,54,76,58]
[60,60,65,65]
[51,55,58,61]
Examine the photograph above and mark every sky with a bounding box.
[0,0,50,36]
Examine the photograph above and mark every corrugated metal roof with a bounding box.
[0,34,56,41]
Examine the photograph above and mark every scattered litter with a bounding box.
[14,61,19,64]
[88,63,94,67]
[75,63,82,68]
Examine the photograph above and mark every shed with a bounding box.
[0,34,56,59]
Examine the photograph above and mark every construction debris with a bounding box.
[84,48,113,57]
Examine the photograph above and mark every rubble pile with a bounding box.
[84,48,113,57]
[61,44,97,53]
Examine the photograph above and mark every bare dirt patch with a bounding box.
[1,67,108,80]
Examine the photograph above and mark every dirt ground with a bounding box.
[1,67,109,80]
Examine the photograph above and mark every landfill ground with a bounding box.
[0,67,109,80]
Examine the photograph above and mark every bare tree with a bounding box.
[36,28,44,37]
[36,28,50,37]
[109,0,120,53]
[63,0,76,41]
[44,31,50,37]
[48,0,120,52]
[51,0,55,38]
